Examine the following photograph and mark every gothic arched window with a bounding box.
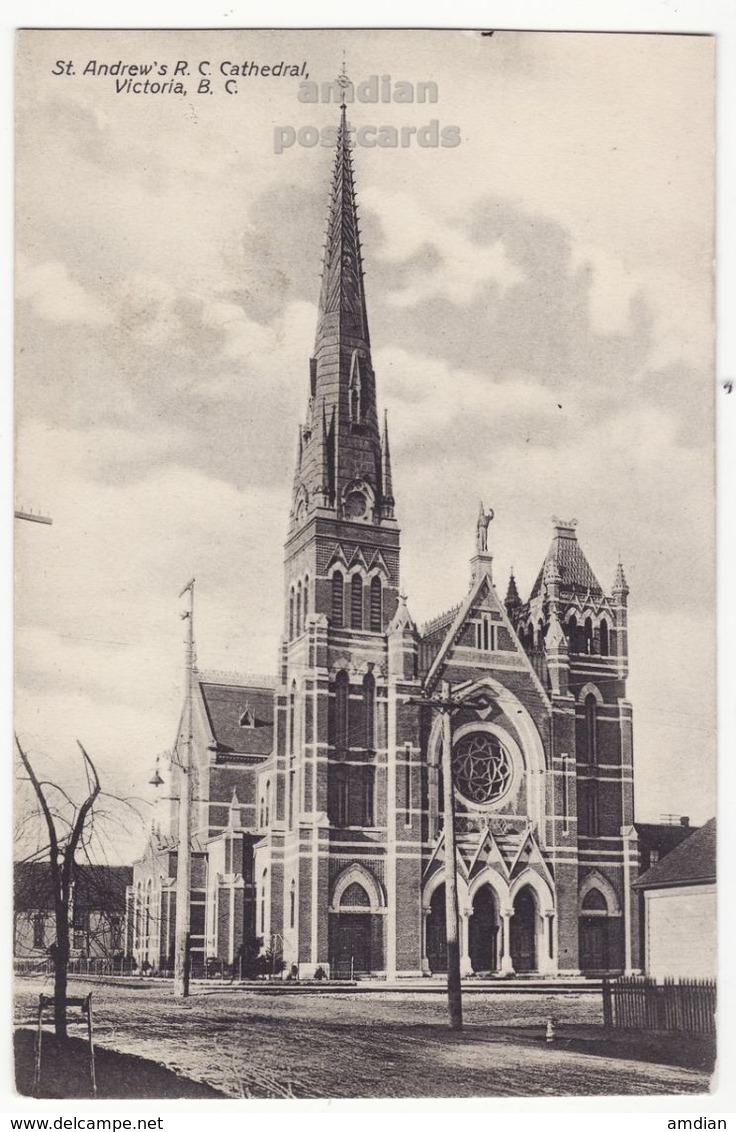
[369,576,382,632]
[289,588,295,640]
[289,880,296,928]
[584,616,594,655]
[599,619,609,656]
[582,888,607,912]
[303,575,309,623]
[585,693,598,765]
[260,870,267,934]
[363,672,375,751]
[579,780,600,836]
[289,682,297,758]
[340,881,371,908]
[351,574,363,630]
[296,582,302,637]
[332,571,344,627]
[335,670,349,752]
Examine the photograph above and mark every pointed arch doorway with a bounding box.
[510,887,537,973]
[469,885,499,973]
[426,885,447,974]
[329,878,384,978]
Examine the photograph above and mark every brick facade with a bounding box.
[130,104,643,979]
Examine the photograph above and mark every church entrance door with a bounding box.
[426,886,447,973]
[579,917,609,972]
[510,887,537,972]
[330,913,372,978]
[469,886,498,973]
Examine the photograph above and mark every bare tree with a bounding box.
[15,735,101,1040]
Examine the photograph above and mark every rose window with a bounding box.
[451,732,513,806]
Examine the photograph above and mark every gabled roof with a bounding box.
[422,566,549,704]
[634,818,716,890]
[14,863,133,912]
[530,522,602,599]
[634,821,695,856]
[199,677,274,758]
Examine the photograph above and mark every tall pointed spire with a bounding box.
[613,559,629,597]
[505,569,521,615]
[289,86,391,533]
[314,102,371,357]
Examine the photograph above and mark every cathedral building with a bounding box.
[130,104,644,979]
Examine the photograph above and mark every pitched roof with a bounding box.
[634,817,716,890]
[634,821,695,856]
[199,677,274,758]
[530,522,603,599]
[14,863,132,911]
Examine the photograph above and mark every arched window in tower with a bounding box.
[349,351,361,422]
[303,575,309,623]
[289,682,297,758]
[332,571,344,627]
[260,869,267,935]
[289,588,295,640]
[264,780,271,827]
[584,616,594,655]
[351,574,363,630]
[578,779,600,836]
[341,881,371,908]
[289,880,296,929]
[566,615,577,652]
[585,693,598,765]
[582,888,607,912]
[369,576,382,631]
[296,582,302,637]
[363,672,375,751]
[288,767,296,830]
[335,670,349,752]
[599,618,609,656]
[361,765,375,826]
[537,620,545,649]
[360,365,370,424]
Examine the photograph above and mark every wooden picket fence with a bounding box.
[602,976,716,1035]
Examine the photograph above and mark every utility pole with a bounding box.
[410,679,466,1031]
[173,578,195,998]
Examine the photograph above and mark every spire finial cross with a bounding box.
[337,52,351,109]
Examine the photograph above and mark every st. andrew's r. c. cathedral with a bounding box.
[130,104,650,980]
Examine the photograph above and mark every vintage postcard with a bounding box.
[13,27,717,1103]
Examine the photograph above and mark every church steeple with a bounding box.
[290,96,391,533]
[314,103,371,359]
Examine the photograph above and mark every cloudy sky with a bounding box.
[14,29,715,856]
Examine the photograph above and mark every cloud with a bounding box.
[363,185,523,306]
[16,256,112,326]
[13,30,715,845]
[15,417,290,808]
[374,342,713,620]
